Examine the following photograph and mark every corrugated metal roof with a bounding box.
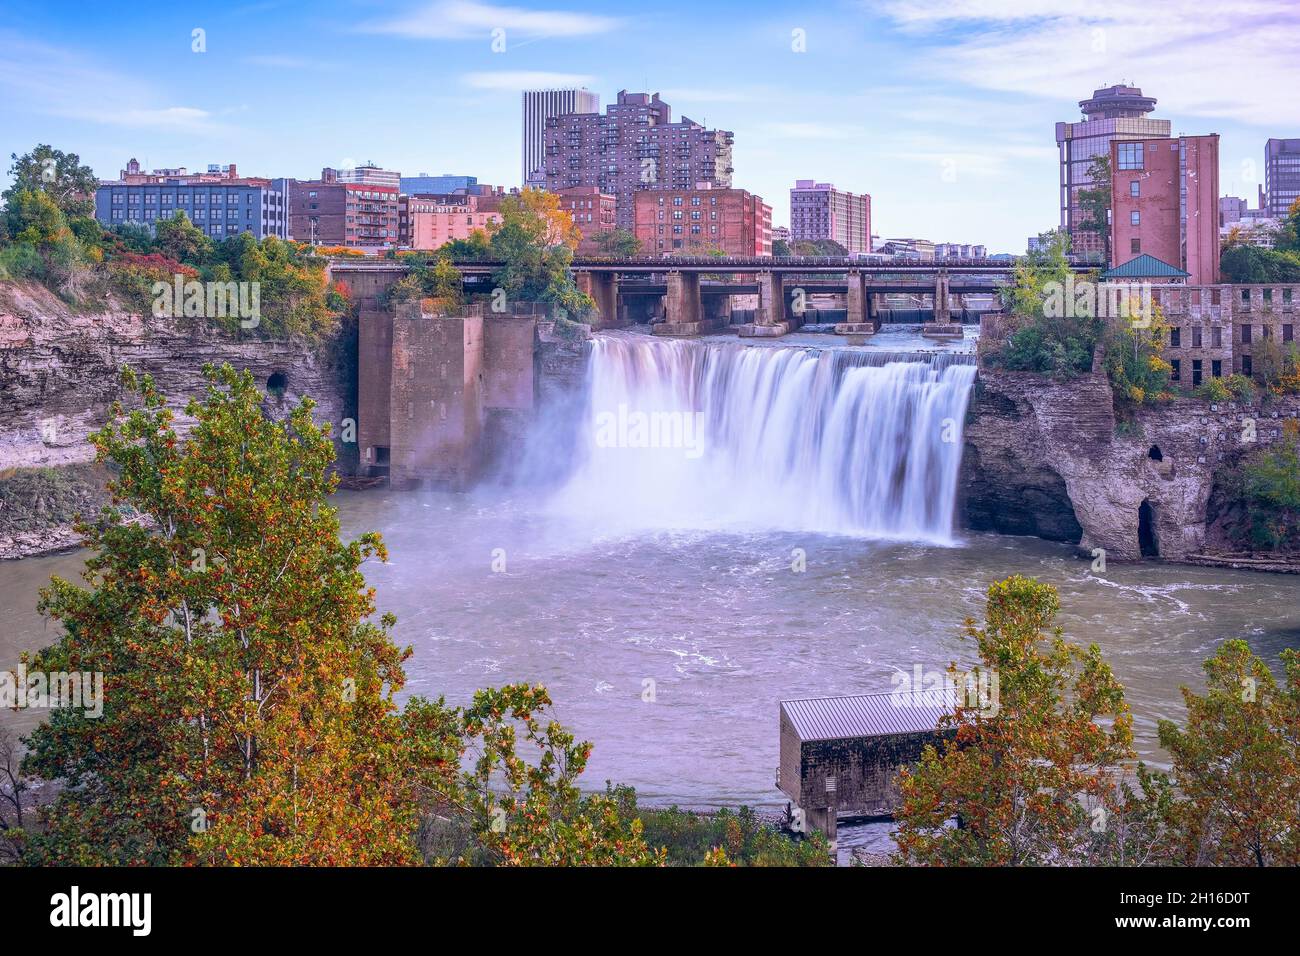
[781,690,955,742]
[1101,254,1189,279]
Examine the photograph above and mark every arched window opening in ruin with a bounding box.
[1138,499,1159,558]
[267,371,288,396]
[1148,445,1163,462]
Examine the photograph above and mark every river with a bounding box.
[3,330,1299,861]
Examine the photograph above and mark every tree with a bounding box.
[592,228,642,256]
[22,365,419,864]
[771,238,792,257]
[893,576,1134,866]
[1158,640,1300,866]
[21,365,656,865]
[154,210,213,266]
[791,238,847,256]
[3,188,68,248]
[989,230,1101,378]
[4,145,99,220]
[494,189,580,250]
[1076,154,1112,264]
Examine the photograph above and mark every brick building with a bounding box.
[1057,86,1171,259]
[289,169,399,250]
[1110,281,1300,387]
[554,186,617,254]
[1110,134,1220,285]
[540,91,733,232]
[406,194,502,251]
[789,180,871,255]
[632,187,771,256]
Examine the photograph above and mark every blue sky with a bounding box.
[2,0,1297,253]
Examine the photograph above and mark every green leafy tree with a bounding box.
[771,238,792,257]
[893,575,1134,866]
[4,145,99,220]
[1239,422,1300,550]
[21,365,657,866]
[989,230,1100,378]
[1158,640,1300,866]
[4,188,68,247]
[592,228,642,256]
[154,210,213,266]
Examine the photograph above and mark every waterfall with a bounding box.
[548,332,977,544]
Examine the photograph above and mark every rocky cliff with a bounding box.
[0,281,354,558]
[962,369,1300,561]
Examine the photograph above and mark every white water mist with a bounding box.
[550,333,977,543]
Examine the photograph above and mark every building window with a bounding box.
[1192,326,1202,348]
[1212,326,1222,348]
[1285,324,1294,342]
[1170,359,1180,381]
[1130,211,1140,226]
[1242,355,1253,377]
[1212,359,1222,377]
[1192,359,1202,387]
[1117,143,1144,170]
[1129,181,1140,197]
[1241,324,1252,344]
[1130,238,1141,253]
[1170,327,1181,348]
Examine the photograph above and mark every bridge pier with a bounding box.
[924,271,963,339]
[836,270,877,335]
[654,270,715,336]
[576,270,621,330]
[738,270,791,337]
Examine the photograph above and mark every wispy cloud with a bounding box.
[757,122,865,141]
[875,0,1300,126]
[462,70,595,91]
[243,54,334,71]
[0,30,223,134]
[362,1,621,40]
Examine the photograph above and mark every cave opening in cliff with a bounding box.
[267,371,288,397]
[1138,499,1159,558]
[1148,445,1163,462]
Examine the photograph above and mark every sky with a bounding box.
[1,0,1298,254]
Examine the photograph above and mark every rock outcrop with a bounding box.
[0,281,353,558]
[963,369,1300,561]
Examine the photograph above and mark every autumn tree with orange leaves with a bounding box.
[20,364,657,865]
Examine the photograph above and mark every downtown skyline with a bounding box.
[2,0,1299,253]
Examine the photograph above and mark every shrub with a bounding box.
[1194,377,1231,402]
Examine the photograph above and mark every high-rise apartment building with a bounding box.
[522,88,600,186]
[1110,134,1220,285]
[1264,138,1300,218]
[1056,85,1170,258]
[632,187,770,257]
[540,91,734,232]
[789,181,871,254]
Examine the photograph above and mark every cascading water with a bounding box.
[549,332,977,544]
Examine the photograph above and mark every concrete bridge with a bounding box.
[330,255,1067,338]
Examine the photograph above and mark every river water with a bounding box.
[3,330,1299,860]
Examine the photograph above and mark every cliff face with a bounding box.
[0,281,353,557]
[962,369,1300,561]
